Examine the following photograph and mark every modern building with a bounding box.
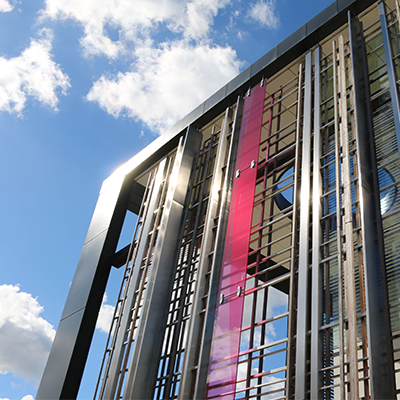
[37,0,400,398]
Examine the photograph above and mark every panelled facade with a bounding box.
[37,0,400,399]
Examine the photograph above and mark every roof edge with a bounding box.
[102,0,376,193]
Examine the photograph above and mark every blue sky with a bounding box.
[0,0,333,399]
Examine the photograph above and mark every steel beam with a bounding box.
[286,62,303,400]
[178,107,233,399]
[333,39,346,400]
[338,33,359,399]
[350,10,396,399]
[295,50,313,400]
[310,45,322,400]
[103,158,168,399]
[122,127,202,400]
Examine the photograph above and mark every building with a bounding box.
[37,0,400,398]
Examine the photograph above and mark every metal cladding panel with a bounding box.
[206,83,265,399]
[60,230,111,320]
[37,308,86,400]
[226,67,252,97]
[277,26,307,59]
[306,3,339,38]
[84,176,126,244]
[250,47,278,78]
[204,86,229,114]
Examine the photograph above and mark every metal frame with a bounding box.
[122,128,201,400]
[310,45,322,400]
[338,33,360,399]
[103,157,170,399]
[37,2,400,399]
[333,38,346,400]
[294,50,313,400]
[350,9,396,399]
[178,104,237,399]
[287,61,303,400]
[193,98,243,398]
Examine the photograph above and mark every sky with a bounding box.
[0,0,334,399]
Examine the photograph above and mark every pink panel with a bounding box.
[206,83,266,399]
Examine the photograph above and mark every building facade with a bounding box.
[37,0,400,399]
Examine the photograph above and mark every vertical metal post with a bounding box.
[178,107,233,399]
[122,127,201,400]
[193,97,244,400]
[349,11,396,399]
[295,50,313,400]
[379,1,400,151]
[338,34,359,399]
[103,158,168,399]
[332,40,345,400]
[310,45,322,400]
[287,62,303,400]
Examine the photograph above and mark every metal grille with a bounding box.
[317,34,371,399]
[153,131,221,399]
[232,67,303,400]
[94,157,175,400]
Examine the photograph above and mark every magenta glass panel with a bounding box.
[206,84,266,399]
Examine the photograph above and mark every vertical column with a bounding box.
[350,11,396,399]
[179,106,234,399]
[103,158,168,399]
[193,97,244,400]
[310,45,322,400]
[36,172,132,400]
[122,127,202,400]
[286,62,303,400]
[333,39,346,399]
[379,1,400,150]
[294,50,313,400]
[338,34,359,399]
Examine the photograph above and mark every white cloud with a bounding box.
[96,294,114,334]
[0,29,70,114]
[40,0,245,134]
[0,285,55,385]
[0,0,13,12]
[248,0,280,29]
[40,0,230,58]
[87,41,242,134]
[0,396,34,400]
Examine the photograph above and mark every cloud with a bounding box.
[0,285,55,386]
[96,294,114,334]
[87,41,242,134]
[40,0,230,58]
[0,397,35,400]
[248,0,280,29]
[0,29,70,114]
[0,0,13,12]
[40,0,244,134]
